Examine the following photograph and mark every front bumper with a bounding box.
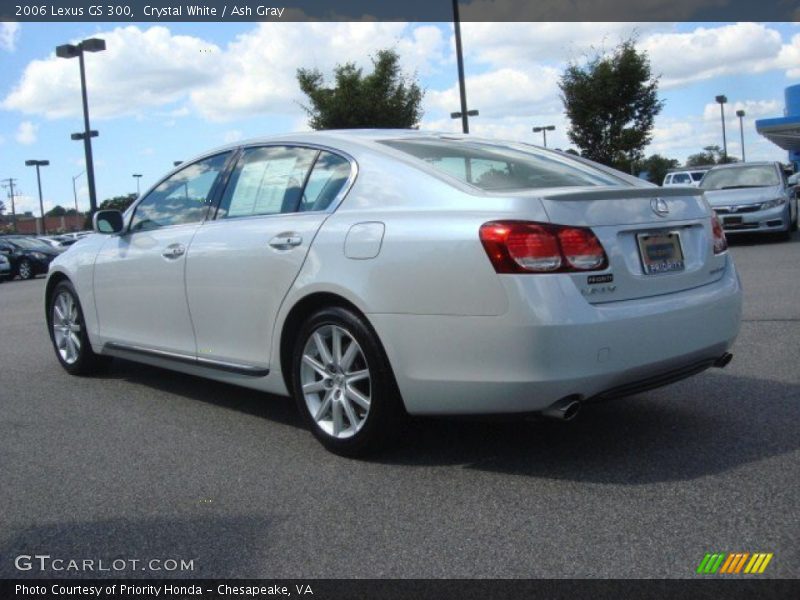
[714,203,789,234]
[370,258,742,415]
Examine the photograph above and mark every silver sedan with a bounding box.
[45,131,742,455]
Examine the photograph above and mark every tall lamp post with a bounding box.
[533,125,556,148]
[736,109,746,162]
[25,159,49,235]
[56,38,106,215]
[133,173,142,196]
[715,94,728,161]
[452,0,471,134]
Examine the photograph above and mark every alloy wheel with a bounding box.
[19,260,31,279]
[52,291,82,364]
[300,324,371,439]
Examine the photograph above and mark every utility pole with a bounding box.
[452,0,470,134]
[1,178,18,232]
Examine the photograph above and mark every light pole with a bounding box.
[56,38,106,215]
[25,160,49,235]
[736,109,746,162]
[533,125,556,148]
[715,94,728,161]
[452,0,471,134]
[133,173,142,196]
[72,170,85,224]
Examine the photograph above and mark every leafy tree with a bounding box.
[634,154,680,185]
[685,145,738,167]
[99,194,137,212]
[297,48,424,130]
[45,205,67,217]
[560,39,664,171]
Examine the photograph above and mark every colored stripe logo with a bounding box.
[697,552,773,574]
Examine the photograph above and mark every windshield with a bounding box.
[380,139,627,191]
[9,238,52,250]
[701,165,780,190]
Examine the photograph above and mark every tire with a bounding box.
[48,280,109,375]
[291,306,407,457]
[18,259,33,280]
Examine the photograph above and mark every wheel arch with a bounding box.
[44,270,72,325]
[278,291,392,397]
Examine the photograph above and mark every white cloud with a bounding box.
[427,66,561,119]
[0,22,20,52]
[2,23,446,123]
[222,129,244,144]
[190,22,445,121]
[15,121,38,145]
[3,26,220,119]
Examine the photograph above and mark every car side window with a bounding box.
[130,153,231,232]
[298,151,352,212]
[217,146,319,219]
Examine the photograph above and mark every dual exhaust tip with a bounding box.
[540,352,734,421]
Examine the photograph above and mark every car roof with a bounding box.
[707,161,778,171]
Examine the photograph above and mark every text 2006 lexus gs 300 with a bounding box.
[46,130,742,455]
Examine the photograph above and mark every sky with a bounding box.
[0,20,798,216]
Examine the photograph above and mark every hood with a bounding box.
[703,185,784,207]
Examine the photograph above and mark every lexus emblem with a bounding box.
[651,197,669,217]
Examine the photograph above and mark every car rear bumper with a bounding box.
[716,204,790,234]
[370,257,742,415]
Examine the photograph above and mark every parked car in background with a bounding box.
[787,172,799,199]
[701,162,798,239]
[36,236,71,251]
[0,236,61,280]
[45,130,742,455]
[663,168,709,187]
[0,254,10,282]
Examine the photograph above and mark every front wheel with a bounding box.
[18,259,33,280]
[291,307,406,456]
[48,280,109,375]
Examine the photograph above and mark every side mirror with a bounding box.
[93,210,124,234]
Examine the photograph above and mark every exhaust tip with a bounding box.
[541,396,581,421]
[714,352,733,368]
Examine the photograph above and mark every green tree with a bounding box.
[635,154,680,185]
[560,39,664,171]
[45,205,67,217]
[685,145,738,167]
[297,48,424,130]
[99,194,137,212]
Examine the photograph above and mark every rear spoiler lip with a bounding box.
[538,185,704,202]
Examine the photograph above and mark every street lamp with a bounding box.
[133,173,142,196]
[56,37,106,215]
[25,160,49,235]
[533,125,556,148]
[452,0,472,134]
[715,94,728,161]
[72,170,85,220]
[736,109,746,162]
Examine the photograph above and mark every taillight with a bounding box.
[711,213,727,255]
[479,221,608,273]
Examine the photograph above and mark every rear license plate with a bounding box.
[637,232,685,275]
[724,216,743,225]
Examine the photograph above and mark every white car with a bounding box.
[45,131,742,455]
[663,169,708,187]
[0,253,10,282]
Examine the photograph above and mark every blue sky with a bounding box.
[0,21,798,216]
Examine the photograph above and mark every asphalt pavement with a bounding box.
[1,232,798,579]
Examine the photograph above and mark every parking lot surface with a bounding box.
[1,234,798,578]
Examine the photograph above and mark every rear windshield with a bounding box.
[701,165,780,190]
[690,172,705,181]
[380,139,625,191]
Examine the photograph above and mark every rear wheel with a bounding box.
[291,306,406,456]
[18,259,33,280]
[48,280,109,375]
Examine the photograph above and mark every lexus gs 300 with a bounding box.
[45,130,742,455]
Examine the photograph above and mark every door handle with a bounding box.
[162,243,186,259]
[268,234,303,250]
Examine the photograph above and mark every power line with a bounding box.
[1,178,19,232]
